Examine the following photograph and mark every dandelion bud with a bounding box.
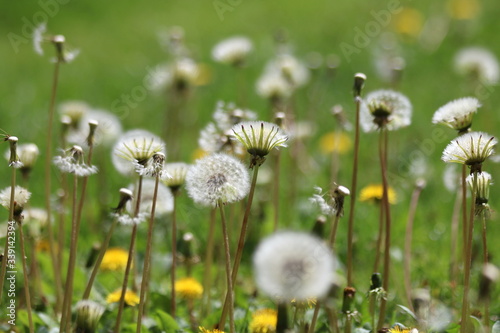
[7,136,23,169]
[353,73,367,98]
[341,286,356,313]
[478,263,500,303]
[370,272,383,290]
[85,243,101,269]
[74,300,105,333]
[86,120,99,147]
[331,184,350,217]
[114,188,134,213]
[177,232,198,263]
[52,34,65,62]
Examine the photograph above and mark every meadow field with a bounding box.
[1,0,500,332]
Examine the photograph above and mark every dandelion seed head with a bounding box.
[432,97,481,132]
[269,54,310,88]
[67,109,123,147]
[0,186,32,211]
[360,89,412,132]
[441,131,497,172]
[455,47,499,85]
[127,179,174,217]
[33,22,47,55]
[163,162,190,189]
[212,36,253,66]
[256,71,293,101]
[53,146,98,177]
[185,153,250,207]
[58,100,90,129]
[253,231,336,301]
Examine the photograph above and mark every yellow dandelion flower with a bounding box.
[100,247,129,271]
[447,0,480,20]
[394,8,424,37]
[106,289,140,306]
[192,148,209,161]
[175,277,203,300]
[359,184,397,204]
[36,239,53,253]
[388,327,418,333]
[199,327,225,333]
[249,309,277,333]
[290,297,317,308]
[194,63,213,86]
[319,131,352,155]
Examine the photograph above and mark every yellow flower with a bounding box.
[359,184,396,204]
[106,289,140,306]
[388,327,418,333]
[447,0,480,20]
[199,327,225,333]
[100,247,129,271]
[394,8,424,37]
[175,277,203,300]
[319,131,352,155]
[290,298,317,309]
[192,148,209,161]
[249,309,277,333]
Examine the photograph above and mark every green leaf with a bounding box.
[395,304,417,321]
[153,309,180,333]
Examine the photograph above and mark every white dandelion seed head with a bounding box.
[58,100,90,129]
[134,152,170,179]
[467,171,492,201]
[443,164,460,193]
[75,300,105,332]
[432,97,481,132]
[17,143,39,168]
[253,231,336,301]
[256,71,293,101]
[147,63,173,92]
[213,101,257,132]
[66,109,123,147]
[0,186,32,210]
[441,131,497,169]
[127,179,174,217]
[199,123,224,154]
[360,89,412,132]
[173,57,199,86]
[112,129,165,176]
[231,121,288,159]
[185,153,250,207]
[53,146,98,177]
[310,186,336,216]
[212,36,253,66]
[114,212,148,226]
[454,47,499,85]
[33,22,47,55]
[269,54,310,88]
[163,162,190,188]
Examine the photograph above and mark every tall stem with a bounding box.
[377,129,391,330]
[137,175,161,332]
[0,168,17,299]
[114,176,143,333]
[82,218,118,299]
[403,182,424,312]
[460,171,477,333]
[481,213,490,331]
[346,96,361,287]
[218,202,235,333]
[170,193,178,317]
[219,165,260,324]
[450,188,462,293]
[45,60,63,311]
[202,208,217,315]
[17,220,34,333]
[273,152,281,231]
[461,165,468,274]
[373,202,384,273]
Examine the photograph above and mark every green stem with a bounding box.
[481,214,490,331]
[170,194,178,317]
[202,208,216,315]
[218,201,235,333]
[273,152,281,232]
[450,188,462,294]
[18,219,34,333]
[373,202,384,273]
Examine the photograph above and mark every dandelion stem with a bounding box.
[45,60,63,312]
[481,213,490,331]
[137,174,161,332]
[346,95,361,287]
[450,189,462,295]
[219,164,260,325]
[276,303,289,333]
[170,193,178,318]
[82,217,118,299]
[403,181,424,313]
[377,128,391,330]
[273,152,281,231]
[0,168,17,300]
[460,171,477,333]
[202,208,217,315]
[114,176,143,333]
[461,165,468,273]
[373,202,384,273]
[17,219,34,333]
[218,201,235,333]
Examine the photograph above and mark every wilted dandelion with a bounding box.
[175,277,204,300]
[112,129,165,176]
[432,97,481,133]
[441,131,497,173]
[74,300,105,333]
[212,36,253,66]
[185,153,250,207]
[249,308,277,333]
[454,47,499,85]
[253,231,336,301]
[310,185,350,217]
[100,248,130,271]
[106,289,140,306]
[359,184,397,204]
[53,145,98,177]
[0,186,31,217]
[231,121,288,167]
[360,89,412,132]
[6,136,23,169]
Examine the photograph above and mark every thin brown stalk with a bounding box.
[170,193,178,318]
[219,165,260,325]
[202,208,217,315]
[403,182,424,313]
[481,214,490,331]
[218,202,235,333]
[450,189,462,293]
[17,219,34,333]
[373,202,384,273]
[460,171,477,333]
[137,175,161,332]
[114,176,143,333]
[273,152,281,231]
[0,168,17,299]
[346,96,361,287]
[461,165,468,273]
[82,218,118,299]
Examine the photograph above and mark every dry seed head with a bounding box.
[432,97,481,133]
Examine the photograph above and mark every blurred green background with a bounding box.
[1,0,500,327]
